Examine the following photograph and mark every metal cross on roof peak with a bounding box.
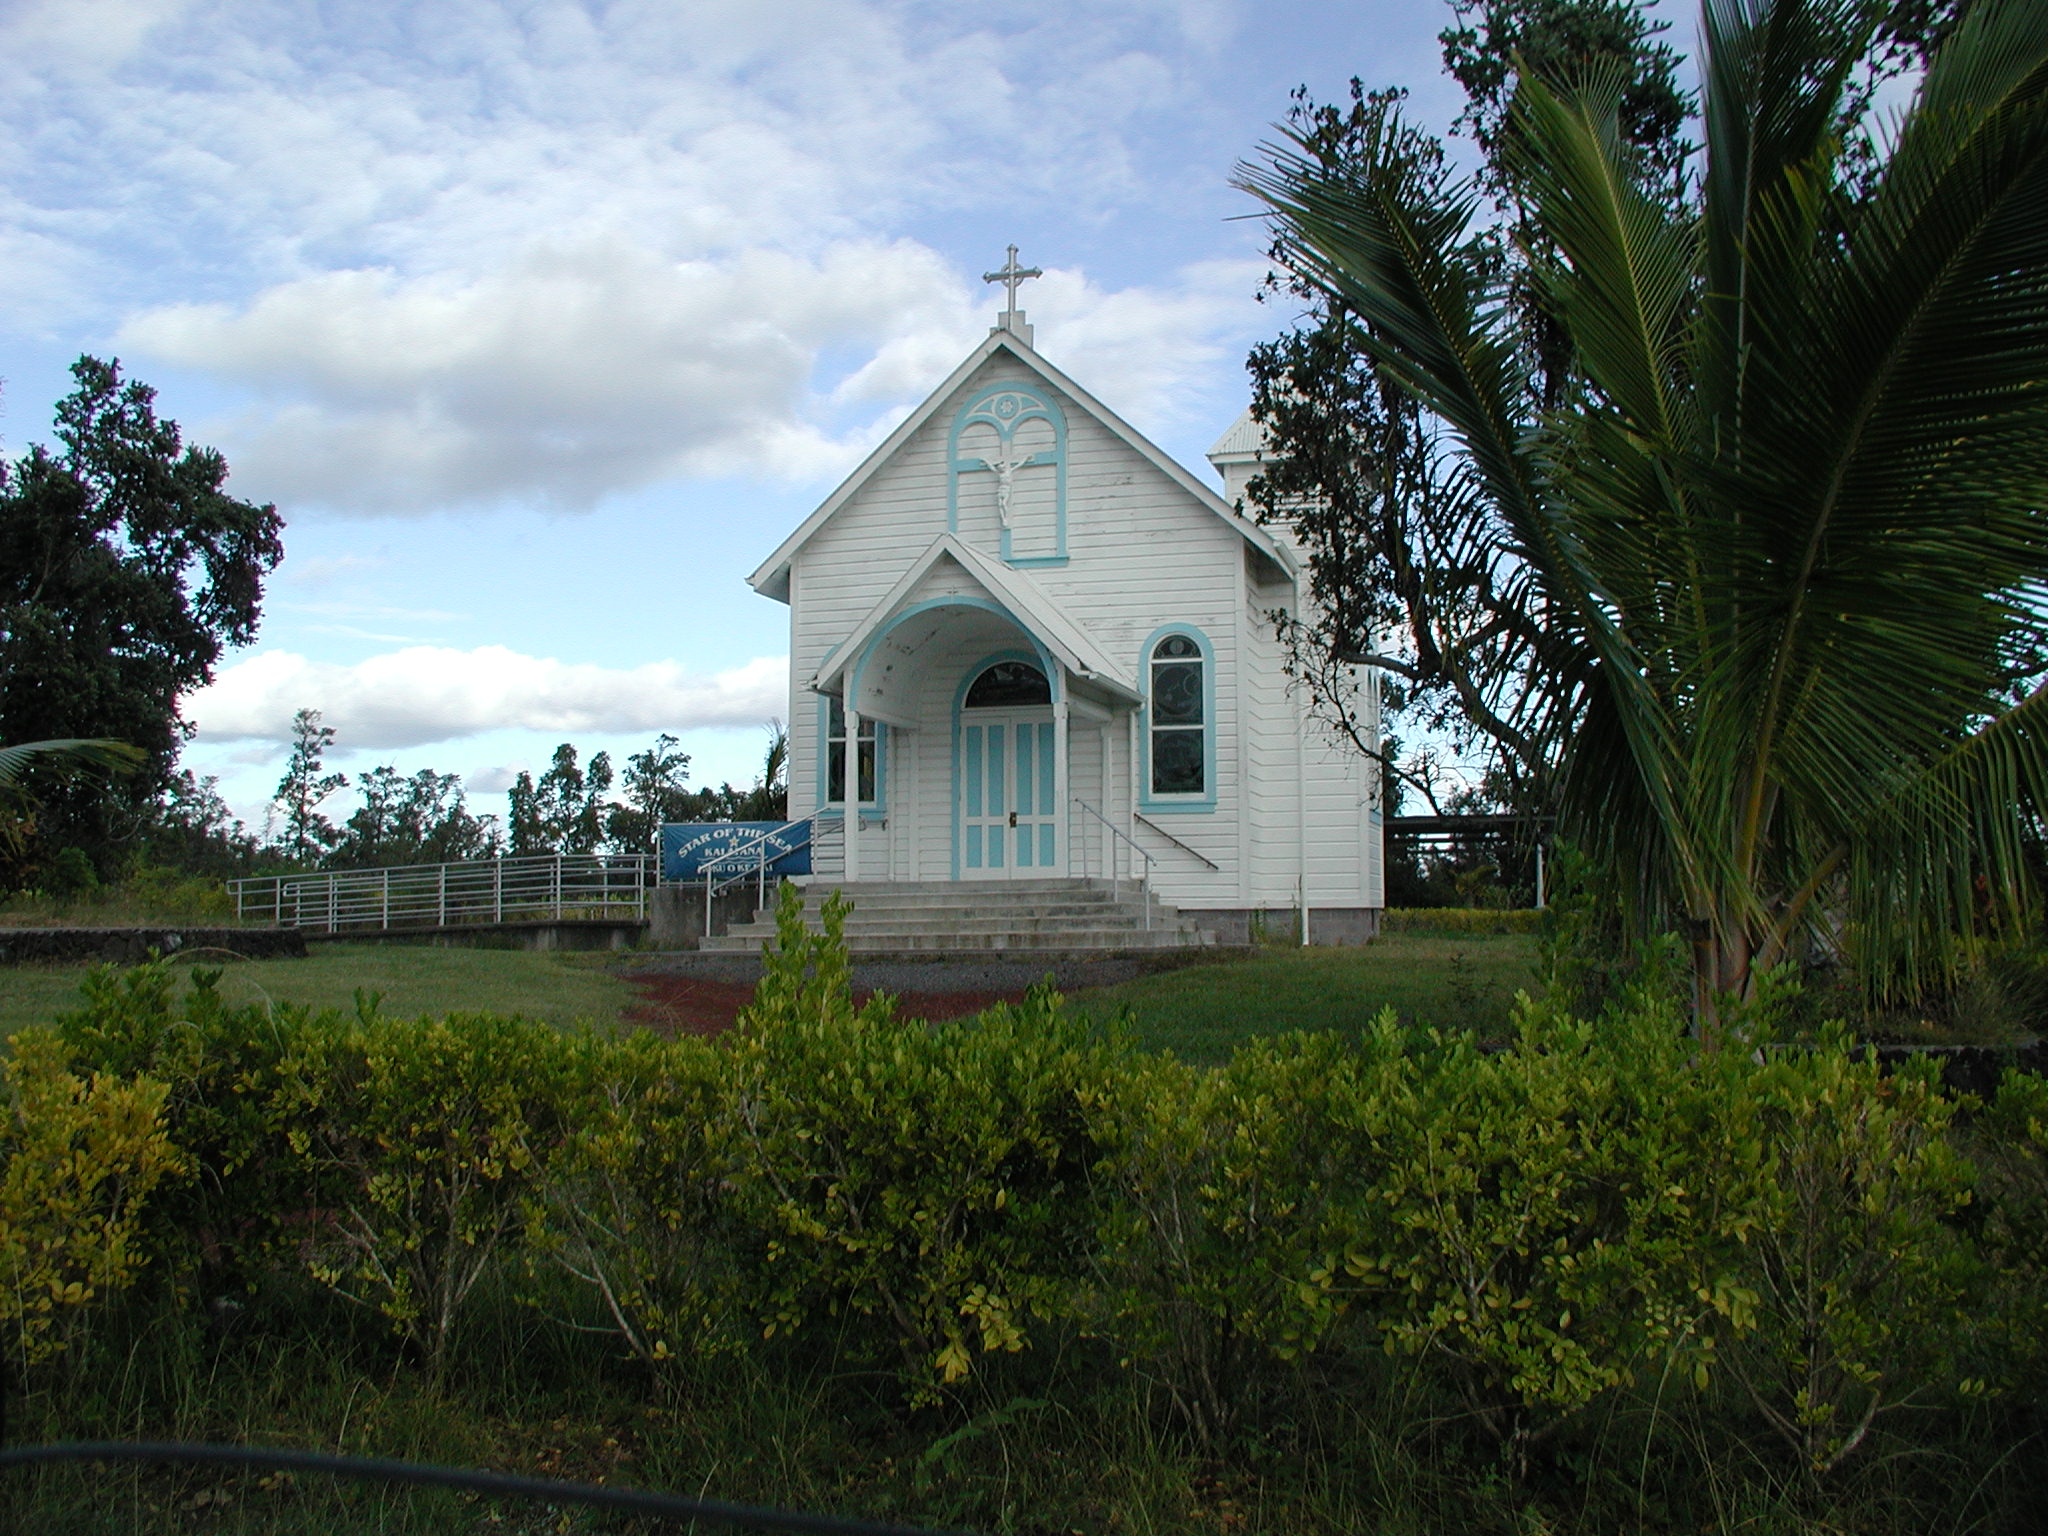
[983,244,1042,325]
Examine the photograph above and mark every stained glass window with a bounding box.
[964,660,1052,708]
[1149,634,1204,796]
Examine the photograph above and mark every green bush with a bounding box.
[1091,1022,1409,1440]
[52,963,320,1289]
[1973,1070,2048,1394]
[1333,996,1772,1464]
[1721,1034,1978,1477]
[278,1006,585,1379]
[719,886,1116,1400]
[0,1027,178,1367]
[532,1026,741,1371]
[11,929,2047,1527]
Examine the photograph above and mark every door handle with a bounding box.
[1008,811,1018,827]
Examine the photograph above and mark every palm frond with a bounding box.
[0,738,145,787]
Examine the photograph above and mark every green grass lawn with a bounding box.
[2,928,1540,1059]
[0,941,639,1038]
[1066,929,1541,1062]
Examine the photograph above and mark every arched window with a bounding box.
[948,385,1068,566]
[1148,633,1205,797]
[964,660,1051,708]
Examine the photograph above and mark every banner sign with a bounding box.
[661,821,812,882]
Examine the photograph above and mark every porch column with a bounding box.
[1126,709,1140,879]
[1053,693,1070,872]
[844,705,862,885]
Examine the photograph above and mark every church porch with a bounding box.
[805,589,1145,891]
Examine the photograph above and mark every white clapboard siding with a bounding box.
[766,338,1379,915]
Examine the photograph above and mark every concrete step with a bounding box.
[763,898,1131,919]
[795,878,1122,897]
[715,919,1198,944]
[699,878,1215,956]
[720,903,1192,931]
[701,928,1216,955]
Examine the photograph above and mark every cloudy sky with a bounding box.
[1,0,1481,834]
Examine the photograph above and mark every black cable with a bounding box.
[0,1441,969,1535]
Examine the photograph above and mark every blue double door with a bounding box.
[959,708,1062,877]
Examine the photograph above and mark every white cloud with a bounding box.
[0,0,191,69]
[188,645,787,749]
[6,0,1287,515]
[465,764,520,795]
[1033,257,1268,434]
[122,238,1262,514]
[121,236,980,511]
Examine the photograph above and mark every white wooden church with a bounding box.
[747,254,1384,943]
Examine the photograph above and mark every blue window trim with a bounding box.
[947,382,1068,568]
[816,690,886,825]
[1139,623,1217,814]
[950,647,1061,881]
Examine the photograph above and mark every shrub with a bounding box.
[1342,994,1773,1463]
[1380,907,1543,936]
[1721,1033,1979,1477]
[1972,1070,2048,1394]
[1091,1021,1412,1441]
[0,1028,179,1366]
[720,886,1116,1400]
[534,1027,743,1371]
[279,1006,584,1379]
[52,962,321,1290]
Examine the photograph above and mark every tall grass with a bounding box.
[13,1268,2036,1534]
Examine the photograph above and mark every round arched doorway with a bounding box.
[958,657,1060,876]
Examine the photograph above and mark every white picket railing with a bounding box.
[228,854,655,934]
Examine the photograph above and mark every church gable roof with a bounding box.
[748,329,1295,602]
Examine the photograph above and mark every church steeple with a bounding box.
[983,245,1042,346]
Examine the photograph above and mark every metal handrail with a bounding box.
[699,810,823,936]
[1072,797,1153,930]
[1133,812,1221,871]
[229,853,653,934]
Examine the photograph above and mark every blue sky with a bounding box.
[1,0,1489,833]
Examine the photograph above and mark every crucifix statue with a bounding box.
[983,447,1020,528]
[983,244,1042,335]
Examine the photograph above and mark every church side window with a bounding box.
[1149,634,1205,797]
[827,695,878,806]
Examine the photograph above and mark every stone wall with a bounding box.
[0,927,310,966]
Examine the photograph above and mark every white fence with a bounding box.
[228,854,655,934]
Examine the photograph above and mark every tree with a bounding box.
[507,743,613,856]
[0,357,283,877]
[1244,0,1965,817]
[725,722,789,823]
[270,709,348,866]
[328,765,500,869]
[1239,0,2048,1022]
[604,733,694,855]
[668,724,790,824]
[142,768,261,880]
[1245,9,1691,813]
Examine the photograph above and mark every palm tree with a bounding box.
[1241,0,2048,1028]
[0,738,145,858]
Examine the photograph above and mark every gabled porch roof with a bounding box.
[812,533,1139,705]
